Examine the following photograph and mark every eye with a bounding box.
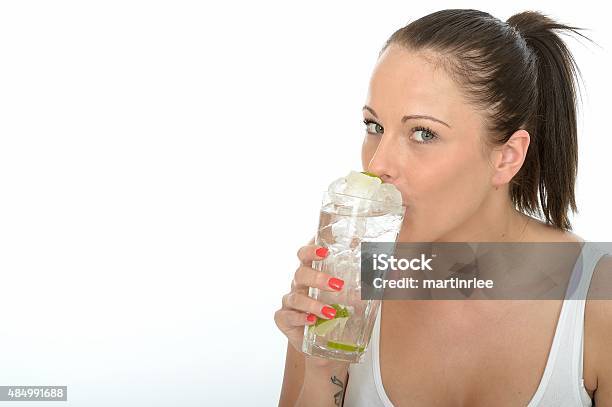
[411,126,438,144]
[363,118,384,135]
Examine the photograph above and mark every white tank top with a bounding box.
[344,243,608,406]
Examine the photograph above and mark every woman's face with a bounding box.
[362,44,497,241]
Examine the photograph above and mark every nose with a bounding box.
[366,136,398,183]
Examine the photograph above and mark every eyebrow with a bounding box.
[362,105,451,128]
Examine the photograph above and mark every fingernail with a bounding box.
[328,277,344,291]
[306,313,316,323]
[322,306,336,319]
[315,247,329,258]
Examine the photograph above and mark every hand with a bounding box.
[274,240,346,366]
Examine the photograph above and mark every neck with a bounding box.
[435,189,530,243]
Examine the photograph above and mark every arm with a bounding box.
[296,359,350,407]
[586,255,612,406]
[278,342,305,406]
[278,341,351,407]
[589,298,612,406]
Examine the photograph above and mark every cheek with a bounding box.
[409,144,492,216]
[399,151,490,240]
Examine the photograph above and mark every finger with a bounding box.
[282,292,338,319]
[297,244,330,266]
[292,265,344,293]
[274,309,317,330]
[290,276,308,295]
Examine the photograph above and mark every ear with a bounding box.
[490,129,530,187]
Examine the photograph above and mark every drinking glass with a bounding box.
[302,190,406,363]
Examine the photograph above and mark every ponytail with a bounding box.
[507,11,592,230]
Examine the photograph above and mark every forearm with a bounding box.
[295,361,350,407]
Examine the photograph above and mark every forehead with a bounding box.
[367,45,468,120]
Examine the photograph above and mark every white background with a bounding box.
[0,1,610,406]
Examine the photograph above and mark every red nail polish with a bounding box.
[315,247,329,258]
[328,277,344,291]
[322,306,336,319]
[306,313,316,323]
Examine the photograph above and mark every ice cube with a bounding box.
[327,242,353,258]
[331,217,366,243]
[326,171,385,215]
[327,176,355,209]
[371,183,403,206]
[364,213,404,240]
[344,171,382,199]
[334,259,355,275]
[327,176,347,194]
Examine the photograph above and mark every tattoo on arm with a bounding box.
[331,375,345,406]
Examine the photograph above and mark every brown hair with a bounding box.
[381,9,595,230]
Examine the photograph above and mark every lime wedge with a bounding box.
[310,304,350,325]
[311,317,348,336]
[308,303,352,336]
[327,341,365,353]
[360,171,383,182]
[329,303,350,318]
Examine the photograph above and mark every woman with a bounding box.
[274,9,612,406]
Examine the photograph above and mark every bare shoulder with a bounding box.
[586,252,612,336]
[523,217,585,243]
[588,251,612,300]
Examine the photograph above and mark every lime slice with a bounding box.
[308,303,352,336]
[330,303,350,318]
[360,171,383,182]
[310,304,350,324]
[327,340,365,353]
[311,317,348,336]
